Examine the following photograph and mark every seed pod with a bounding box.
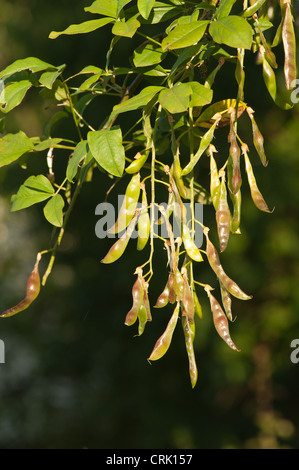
[154,280,170,308]
[242,0,267,18]
[220,282,233,322]
[235,48,245,101]
[148,302,180,361]
[193,289,203,320]
[181,116,221,176]
[206,290,239,351]
[101,210,139,264]
[247,107,268,167]
[204,229,252,301]
[209,147,221,210]
[174,268,184,302]
[172,145,187,199]
[243,151,272,213]
[182,224,203,262]
[0,252,42,318]
[137,183,150,251]
[155,188,174,225]
[282,2,296,90]
[109,173,140,234]
[181,267,195,324]
[124,268,144,326]
[216,172,231,252]
[182,316,198,388]
[125,151,148,174]
[227,138,242,195]
[230,189,242,234]
[137,281,152,336]
[262,54,277,102]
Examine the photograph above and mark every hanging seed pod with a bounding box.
[230,189,242,234]
[155,188,174,225]
[125,151,148,174]
[182,316,198,388]
[204,228,252,301]
[282,2,296,90]
[181,267,195,324]
[182,224,203,262]
[124,267,144,326]
[262,53,277,102]
[242,0,267,18]
[246,107,268,167]
[137,183,150,251]
[243,147,272,213]
[209,145,221,210]
[101,210,139,264]
[235,48,245,101]
[148,302,180,361]
[109,172,140,234]
[154,280,170,308]
[216,171,231,252]
[174,268,184,302]
[220,281,233,322]
[172,143,187,199]
[193,289,203,320]
[1,252,42,318]
[227,138,242,195]
[206,289,239,351]
[137,280,152,336]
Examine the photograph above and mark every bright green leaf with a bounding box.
[85,0,118,18]
[159,83,190,113]
[161,21,209,50]
[39,65,66,89]
[188,82,213,107]
[0,57,56,80]
[142,2,181,24]
[0,131,34,168]
[66,141,89,182]
[87,127,125,177]
[11,175,54,211]
[43,194,65,227]
[138,0,155,19]
[133,43,167,68]
[209,16,253,50]
[0,80,32,113]
[33,138,64,152]
[112,17,140,38]
[110,86,164,118]
[216,0,238,19]
[117,0,132,15]
[49,18,114,39]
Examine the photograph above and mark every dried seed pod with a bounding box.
[206,289,239,352]
[243,150,272,213]
[148,302,180,361]
[109,172,140,234]
[247,107,268,167]
[182,316,198,388]
[209,146,221,210]
[227,138,242,195]
[216,172,231,252]
[181,267,195,324]
[124,268,144,326]
[282,2,296,90]
[101,210,139,264]
[0,252,42,318]
[204,229,252,301]
[220,282,233,322]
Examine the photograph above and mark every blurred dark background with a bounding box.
[0,0,299,449]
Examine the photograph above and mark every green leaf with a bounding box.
[39,65,66,89]
[112,17,140,37]
[0,57,56,80]
[0,131,34,168]
[43,194,65,227]
[49,18,114,39]
[159,83,190,113]
[133,43,167,67]
[161,21,209,50]
[216,0,238,19]
[87,127,125,177]
[110,86,164,118]
[188,82,213,107]
[85,0,118,18]
[11,175,54,211]
[141,2,181,24]
[32,138,64,152]
[66,141,89,182]
[117,0,132,15]
[209,16,253,50]
[0,80,32,113]
[138,0,155,19]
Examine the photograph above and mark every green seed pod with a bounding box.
[227,138,242,195]
[242,0,267,18]
[209,147,221,210]
[137,281,152,336]
[0,252,42,318]
[109,173,141,234]
[125,151,148,174]
[101,211,139,264]
[181,267,195,324]
[247,107,268,167]
[182,224,203,262]
[154,280,170,308]
[137,183,150,251]
[216,172,231,252]
[182,316,197,388]
[148,302,180,361]
[193,289,203,320]
[243,150,272,213]
[206,290,239,351]
[230,189,242,234]
[282,2,296,90]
